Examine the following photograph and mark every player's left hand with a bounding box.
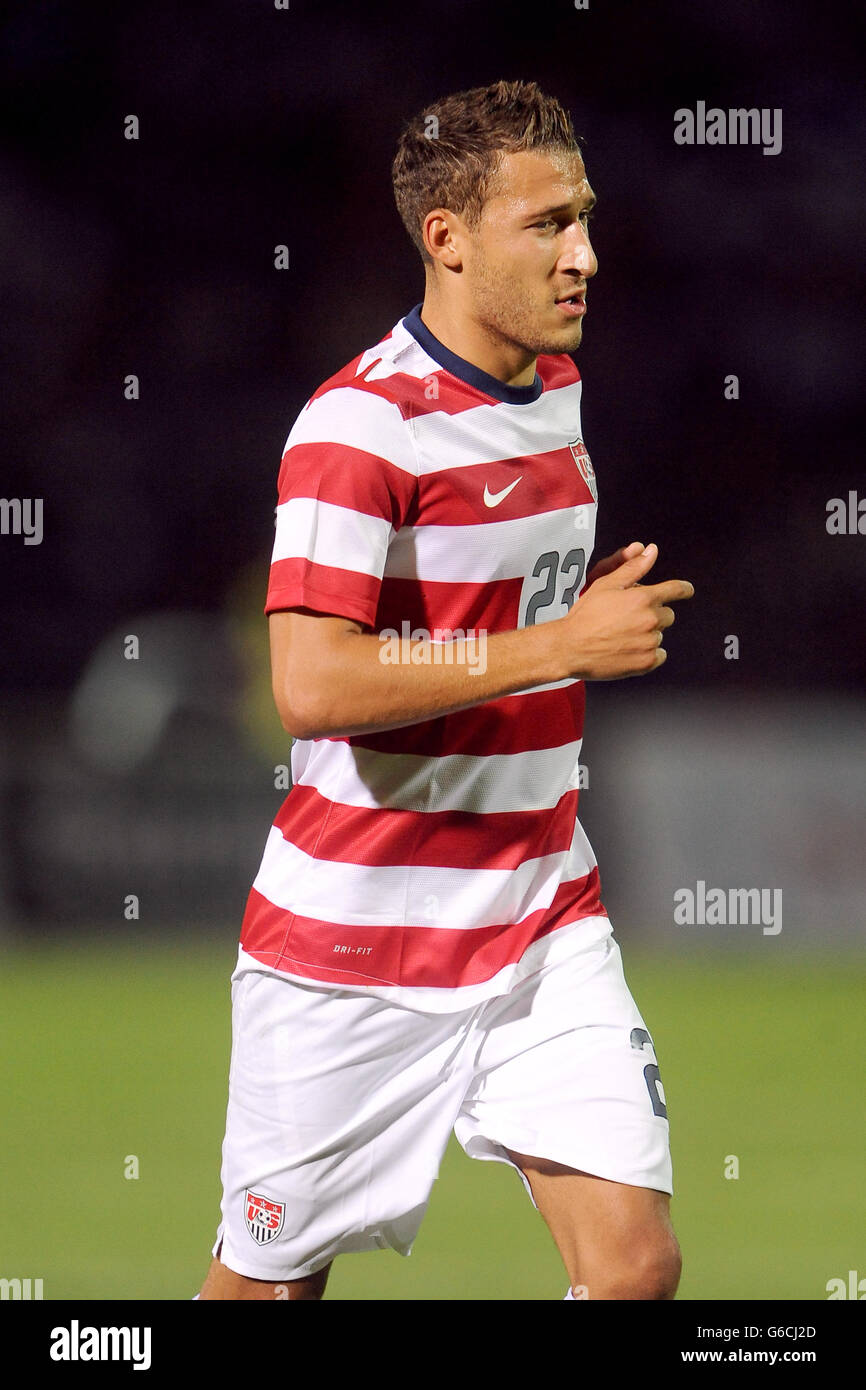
[585,541,646,588]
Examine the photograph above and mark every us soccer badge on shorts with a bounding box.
[244,1190,286,1245]
[569,437,597,502]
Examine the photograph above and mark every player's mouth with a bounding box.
[555,292,586,318]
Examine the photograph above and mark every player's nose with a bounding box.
[561,221,597,279]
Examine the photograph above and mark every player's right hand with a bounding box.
[561,543,694,680]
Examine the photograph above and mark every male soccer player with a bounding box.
[199,79,694,1301]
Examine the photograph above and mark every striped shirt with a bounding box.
[237,304,610,1012]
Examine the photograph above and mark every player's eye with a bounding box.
[531,211,595,232]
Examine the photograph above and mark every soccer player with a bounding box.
[198,79,694,1301]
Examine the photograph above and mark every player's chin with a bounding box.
[540,322,583,354]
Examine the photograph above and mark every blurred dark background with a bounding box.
[1,0,864,939]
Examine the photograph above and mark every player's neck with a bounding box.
[419,295,537,389]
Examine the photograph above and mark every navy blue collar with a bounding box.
[403,303,543,405]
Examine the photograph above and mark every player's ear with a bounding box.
[423,209,463,269]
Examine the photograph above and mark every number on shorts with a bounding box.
[642,1063,668,1120]
[631,1028,668,1120]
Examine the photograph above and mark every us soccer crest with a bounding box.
[569,437,597,502]
[244,1190,286,1245]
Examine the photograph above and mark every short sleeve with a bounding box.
[265,385,418,627]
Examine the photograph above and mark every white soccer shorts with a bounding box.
[212,922,673,1281]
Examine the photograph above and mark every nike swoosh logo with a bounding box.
[483,476,523,508]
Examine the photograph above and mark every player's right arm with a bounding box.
[270,543,694,740]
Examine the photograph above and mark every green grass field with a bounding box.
[1,938,863,1301]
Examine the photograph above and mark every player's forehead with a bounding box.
[486,147,592,217]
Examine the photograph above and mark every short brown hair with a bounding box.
[392,79,581,263]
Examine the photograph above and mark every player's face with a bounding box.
[464,148,597,357]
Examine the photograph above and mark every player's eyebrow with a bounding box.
[526,193,597,220]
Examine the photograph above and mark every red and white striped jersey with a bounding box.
[238,304,609,1012]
